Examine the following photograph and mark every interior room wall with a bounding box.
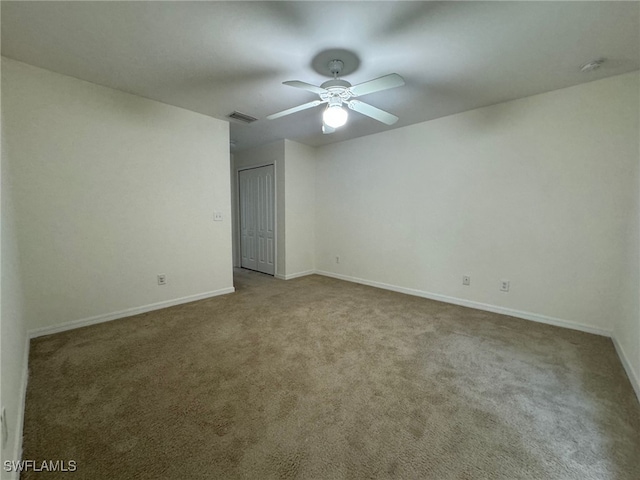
[283,140,316,278]
[315,73,639,348]
[614,136,640,398]
[229,152,236,265]
[232,140,286,275]
[1,96,29,479]
[2,58,234,335]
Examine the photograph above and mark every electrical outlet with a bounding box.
[214,211,223,222]
[500,279,510,292]
[157,274,167,286]
[335,256,340,264]
[462,275,471,286]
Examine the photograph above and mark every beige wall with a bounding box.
[1,90,29,479]
[283,140,316,278]
[2,58,234,335]
[315,73,639,351]
[614,113,640,398]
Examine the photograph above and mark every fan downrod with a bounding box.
[328,59,344,78]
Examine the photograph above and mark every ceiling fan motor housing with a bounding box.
[320,79,351,90]
[319,79,353,104]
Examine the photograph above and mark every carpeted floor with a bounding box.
[22,269,640,479]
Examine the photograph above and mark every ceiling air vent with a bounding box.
[227,111,258,124]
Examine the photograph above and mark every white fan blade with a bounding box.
[349,73,405,97]
[322,122,335,135]
[266,100,324,120]
[348,100,399,125]
[283,80,328,95]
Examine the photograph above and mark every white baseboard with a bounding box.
[276,270,315,281]
[611,335,640,402]
[314,270,611,338]
[28,287,235,339]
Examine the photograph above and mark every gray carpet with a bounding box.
[22,269,640,479]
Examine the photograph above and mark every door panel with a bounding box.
[239,171,257,271]
[239,165,275,275]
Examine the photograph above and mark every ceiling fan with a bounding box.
[266,59,405,134]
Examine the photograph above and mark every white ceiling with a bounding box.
[2,1,638,152]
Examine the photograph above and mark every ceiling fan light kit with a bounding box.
[266,57,405,133]
[323,97,348,128]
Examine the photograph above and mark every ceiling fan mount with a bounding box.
[327,59,344,77]
[312,49,360,77]
[266,56,405,134]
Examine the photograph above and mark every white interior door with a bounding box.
[239,165,275,275]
